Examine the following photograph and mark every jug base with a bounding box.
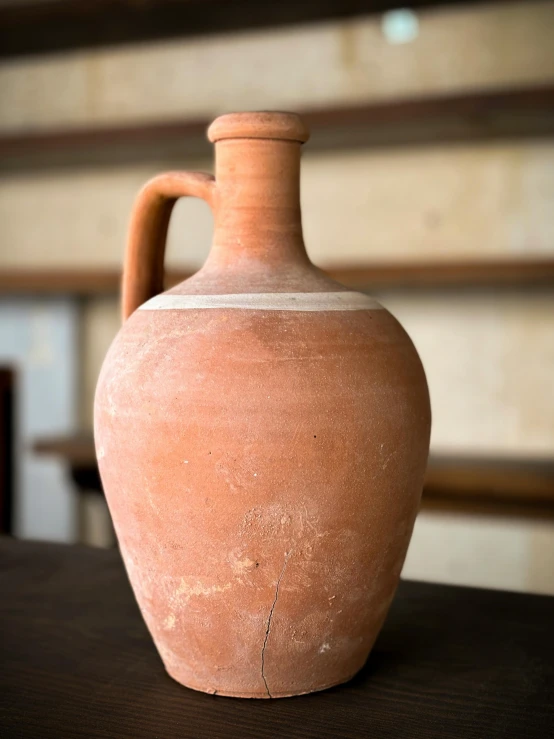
[165,664,360,699]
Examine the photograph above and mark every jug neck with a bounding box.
[206,136,310,270]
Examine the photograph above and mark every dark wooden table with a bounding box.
[1,537,553,738]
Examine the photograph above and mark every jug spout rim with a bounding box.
[207,111,310,144]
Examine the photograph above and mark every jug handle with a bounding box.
[122,171,216,321]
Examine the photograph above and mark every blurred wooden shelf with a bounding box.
[2,259,554,297]
[2,86,554,171]
[325,259,554,290]
[34,434,554,518]
[34,435,96,467]
[423,455,554,519]
[0,0,509,59]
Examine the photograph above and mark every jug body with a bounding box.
[94,112,431,698]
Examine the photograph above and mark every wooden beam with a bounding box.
[2,86,554,171]
[1,259,554,296]
[34,434,96,467]
[0,0,507,59]
[420,495,554,520]
[424,455,554,503]
[325,259,554,290]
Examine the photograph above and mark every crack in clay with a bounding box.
[261,551,291,698]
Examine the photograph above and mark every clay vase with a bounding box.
[94,112,431,699]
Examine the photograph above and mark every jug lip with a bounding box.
[207,111,310,144]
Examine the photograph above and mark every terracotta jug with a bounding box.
[94,112,431,699]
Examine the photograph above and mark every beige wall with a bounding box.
[1,1,553,130]
[2,140,554,268]
[404,510,554,595]
[1,1,553,593]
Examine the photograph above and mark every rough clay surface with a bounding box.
[94,113,431,699]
